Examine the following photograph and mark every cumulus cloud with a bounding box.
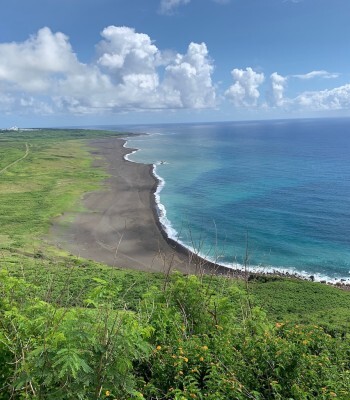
[225,67,265,107]
[0,26,217,115]
[0,27,80,92]
[1,26,349,118]
[293,70,339,80]
[268,72,287,107]
[293,84,350,110]
[93,28,215,110]
[162,42,216,108]
[97,26,160,76]
[93,26,161,109]
[223,67,350,114]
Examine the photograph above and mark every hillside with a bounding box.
[0,129,349,399]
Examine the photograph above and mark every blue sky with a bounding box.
[1,0,350,127]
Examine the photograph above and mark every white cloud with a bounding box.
[268,72,287,107]
[94,29,215,110]
[159,0,230,14]
[293,84,350,110]
[97,26,160,77]
[225,67,265,107]
[159,0,190,14]
[92,26,162,109]
[0,27,80,92]
[292,70,339,80]
[224,68,350,114]
[1,26,349,118]
[264,71,349,112]
[0,26,217,115]
[162,42,216,108]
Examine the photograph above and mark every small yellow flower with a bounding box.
[183,357,188,362]
[179,370,183,375]
[105,390,111,396]
[202,346,208,351]
[156,345,162,350]
[199,357,204,361]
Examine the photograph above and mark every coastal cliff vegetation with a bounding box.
[0,129,349,399]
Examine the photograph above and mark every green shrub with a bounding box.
[135,275,350,399]
[1,271,349,399]
[0,270,151,399]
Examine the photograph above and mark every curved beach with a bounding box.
[51,136,235,276]
[49,135,350,289]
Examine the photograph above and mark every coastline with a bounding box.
[51,134,350,289]
[51,135,238,276]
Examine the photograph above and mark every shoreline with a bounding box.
[51,135,238,276]
[51,134,350,289]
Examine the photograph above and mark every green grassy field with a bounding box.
[0,129,117,250]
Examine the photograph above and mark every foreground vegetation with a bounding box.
[1,269,349,399]
[0,128,349,398]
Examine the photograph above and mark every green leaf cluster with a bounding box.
[1,270,349,399]
[0,270,151,399]
[135,274,350,399]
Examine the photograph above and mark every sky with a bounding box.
[1,0,350,127]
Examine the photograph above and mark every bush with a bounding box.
[136,274,350,399]
[0,270,151,399]
[1,271,349,399]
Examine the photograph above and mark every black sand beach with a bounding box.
[51,136,236,276]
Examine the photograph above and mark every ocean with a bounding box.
[109,118,350,282]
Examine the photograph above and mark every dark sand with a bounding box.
[51,136,234,275]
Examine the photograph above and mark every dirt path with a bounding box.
[0,142,30,175]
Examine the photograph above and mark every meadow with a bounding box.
[0,128,349,399]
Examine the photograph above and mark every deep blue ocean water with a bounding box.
[112,118,350,281]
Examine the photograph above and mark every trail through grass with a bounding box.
[0,142,30,174]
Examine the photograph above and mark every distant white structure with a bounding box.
[8,126,19,131]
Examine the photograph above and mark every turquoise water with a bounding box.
[121,119,350,282]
